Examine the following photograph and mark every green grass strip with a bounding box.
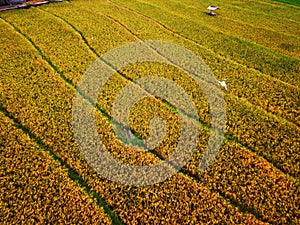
[274,0,300,7]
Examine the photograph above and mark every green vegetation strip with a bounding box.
[274,0,300,7]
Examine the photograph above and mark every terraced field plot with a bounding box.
[0,0,299,224]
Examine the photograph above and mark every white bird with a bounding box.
[218,79,228,91]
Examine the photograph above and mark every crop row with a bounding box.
[161,0,300,40]
[222,0,300,22]
[0,111,112,224]
[67,0,300,125]
[117,61,299,174]
[128,98,300,224]
[2,0,300,221]
[99,2,300,175]
[72,57,299,224]
[0,14,265,224]
[40,2,300,175]
[109,0,300,86]
[0,8,97,86]
[1,5,298,223]
[129,0,300,59]
[2,0,297,173]
[101,62,300,224]
[172,0,300,38]
[4,6,298,223]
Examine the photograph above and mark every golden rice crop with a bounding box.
[0,0,299,224]
[174,0,300,38]
[43,0,300,126]
[109,0,300,86]
[0,112,112,224]
[113,63,299,224]
[133,0,300,58]
[221,0,300,22]
[0,13,266,224]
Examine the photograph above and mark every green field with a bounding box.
[274,0,300,7]
[0,0,299,224]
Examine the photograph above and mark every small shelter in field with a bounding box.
[0,0,26,5]
[206,6,219,16]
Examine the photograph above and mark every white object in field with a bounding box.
[218,79,228,91]
[207,6,218,11]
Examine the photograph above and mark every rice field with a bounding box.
[0,0,299,224]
